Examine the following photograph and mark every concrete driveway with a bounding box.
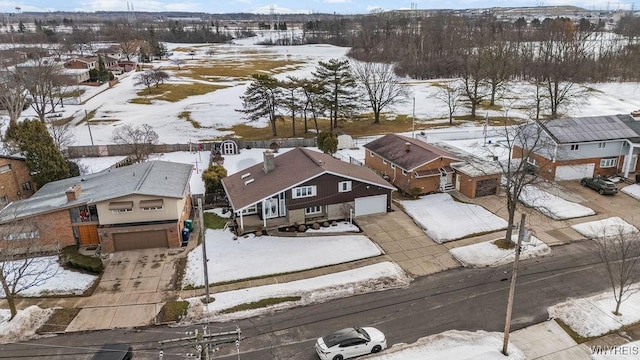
[66,248,178,332]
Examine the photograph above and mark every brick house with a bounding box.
[364,134,460,195]
[222,148,395,233]
[512,114,640,181]
[0,155,36,207]
[64,57,97,70]
[0,161,193,253]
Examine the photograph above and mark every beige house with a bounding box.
[0,161,193,253]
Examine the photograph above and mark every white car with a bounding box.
[315,326,387,360]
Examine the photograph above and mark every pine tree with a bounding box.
[18,20,26,33]
[312,58,358,131]
[202,165,227,194]
[237,74,281,136]
[97,55,110,83]
[5,119,70,188]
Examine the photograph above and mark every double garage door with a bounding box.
[555,164,595,181]
[112,230,168,251]
[354,195,388,216]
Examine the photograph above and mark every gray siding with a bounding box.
[556,140,627,160]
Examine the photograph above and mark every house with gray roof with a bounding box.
[0,161,193,253]
[513,114,640,181]
[221,147,395,233]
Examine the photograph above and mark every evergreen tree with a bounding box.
[312,58,358,131]
[5,119,70,188]
[317,132,338,155]
[202,164,227,194]
[18,20,26,33]
[237,74,281,136]
[97,56,110,83]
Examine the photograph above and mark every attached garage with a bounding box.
[112,230,169,251]
[555,164,595,181]
[475,178,499,197]
[354,195,388,216]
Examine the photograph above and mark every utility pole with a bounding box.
[412,96,416,138]
[199,198,210,305]
[158,327,242,358]
[85,110,94,146]
[502,213,526,356]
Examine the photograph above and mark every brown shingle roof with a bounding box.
[222,147,394,211]
[364,134,459,170]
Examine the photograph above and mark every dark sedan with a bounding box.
[581,177,618,195]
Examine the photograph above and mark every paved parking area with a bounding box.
[66,248,177,332]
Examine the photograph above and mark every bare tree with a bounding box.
[592,225,640,315]
[434,81,461,125]
[111,124,159,163]
[0,219,59,320]
[47,119,76,152]
[0,67,28,124]
[150,69,170,88]
[171,58,185,70]
[134,70,155,93]
[19,57,65,122]
[351,61,408,124]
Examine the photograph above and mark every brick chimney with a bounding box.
[263,150,275,173]
[405,142,411,153]
[65,184,82,202]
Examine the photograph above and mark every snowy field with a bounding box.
[519,185,595,220]
[450,236,551,267]
[0,256,98,298]
[182,229,382,287]
[571,217,638,239]
[621,184,640,200]
[398,193,508,243]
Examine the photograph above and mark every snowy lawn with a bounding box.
[369,330,525,360]
[450,236,550,267]
[182,229,382,287]
[519,185,595,220]
[398,193,508,243]
[183,262,410,322]
[549,286,640,338]
[571,217,638,239]
[0,256,98,298]
[0,306,54,344]
[621,184,640,200]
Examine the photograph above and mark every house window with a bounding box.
[338,181,352,193]
[600,158,617,168]
[111,208,132,214]
[22,182,31,192]
[526,157,538,166]
[0,164,11,173]
[305,206,322,215]
[4,230,39,240]
[140,199,164,211]
[241,204,258,215]
[109,201,133,213]
[570,144,580,150]
[292,186,316,199]
[598,142,606,149]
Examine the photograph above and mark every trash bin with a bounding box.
[181,228,190,247]
[184,219,193,232]
[636,173,640,184]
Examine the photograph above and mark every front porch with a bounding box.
[233,214,291,235]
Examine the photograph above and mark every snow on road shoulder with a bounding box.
[571,217,638,238]
[450,236,550,267]
[520,185,595,220]
[369,330,525,360]
[621,184,640,200]
[182,229,383,287]
[549,287,640,338]
[0,306,54,344]
[183,262,410,322]
[398,193,508,243]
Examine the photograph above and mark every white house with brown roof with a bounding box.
[222,147,395,233]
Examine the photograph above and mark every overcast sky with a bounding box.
[0,1,635,14]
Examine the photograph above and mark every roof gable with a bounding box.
[364,134,459,170]
[222,148,394,210]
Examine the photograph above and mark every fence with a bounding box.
[66,138,317,159]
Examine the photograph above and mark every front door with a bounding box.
[77,224,99,245]
[264,197,279,219]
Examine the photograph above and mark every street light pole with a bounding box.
[502,213,526,356]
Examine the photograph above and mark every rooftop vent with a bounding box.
[241,173,251,179]
[244,178,255,185]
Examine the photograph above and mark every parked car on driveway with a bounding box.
[315,327,386,360]
[581,177,618,195]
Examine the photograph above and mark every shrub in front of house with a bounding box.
[60,246,104,274]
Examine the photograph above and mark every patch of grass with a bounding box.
[554,318,591,344]
[478,100,503,111]
[172,257,187,291]
[204,212,227,229]
[178,111,203,128]
[178,59,304,81]
[156,300,189,323]
[79,109,97,125]
[61,89,86,98]
[36,308,81,334]
[59,246,104,274]
[493,238,515,250]
[220,296,301,314]
[131,83,226,103]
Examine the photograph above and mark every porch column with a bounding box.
[623,141,635,178]
[262,200,267,228]
[239,212,244,233]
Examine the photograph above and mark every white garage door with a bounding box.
[555,164,595,181]
[354,195,387,216]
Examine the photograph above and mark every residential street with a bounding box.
[0,240,617,359]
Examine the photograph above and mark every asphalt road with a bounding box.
[0,240,616,360]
